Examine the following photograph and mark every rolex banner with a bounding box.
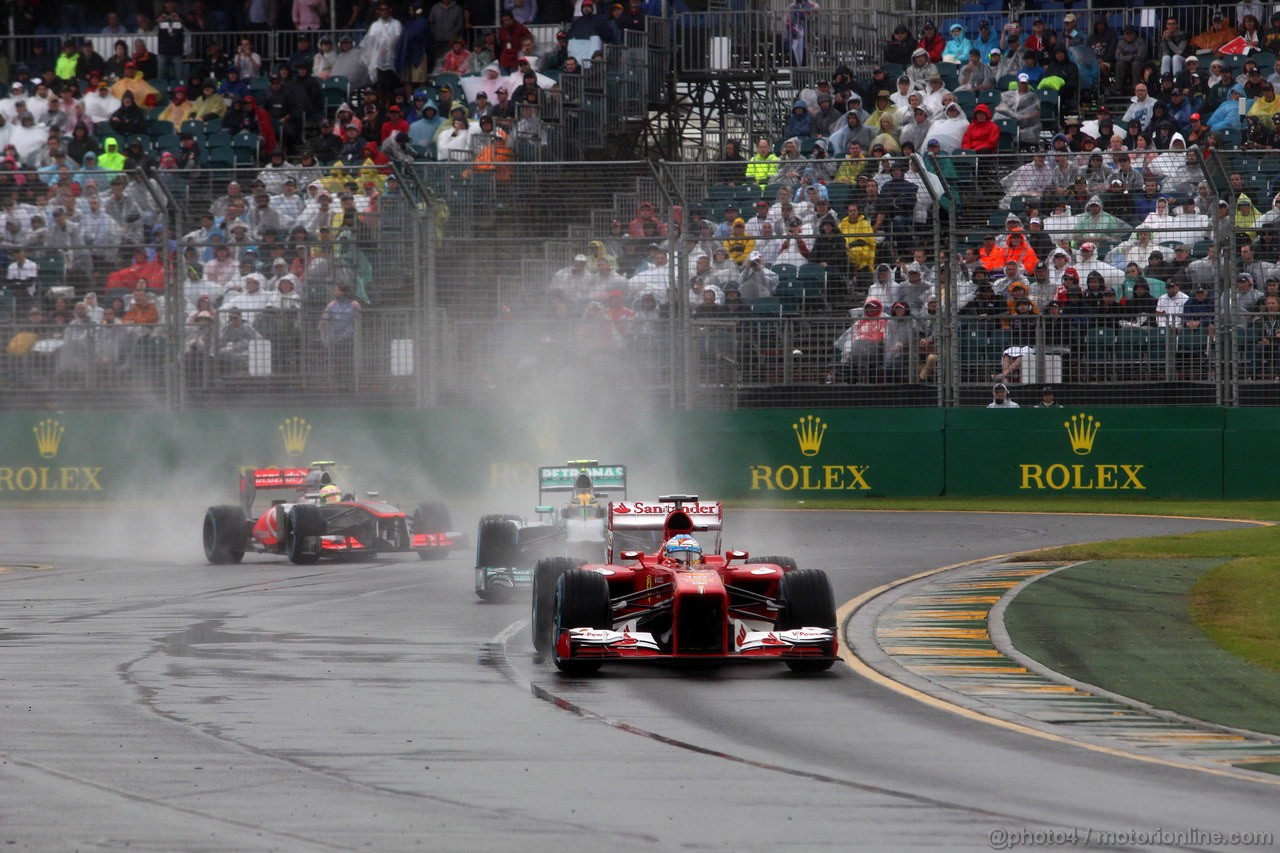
[0,406,1261,504]
[674,409,946,498]
[944,408,1225,498]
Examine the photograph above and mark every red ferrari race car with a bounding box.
[202,462,464,565]
[530,496,838,674]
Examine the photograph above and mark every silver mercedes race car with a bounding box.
[473,460,626,600]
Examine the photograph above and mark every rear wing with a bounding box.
[538,461,627,501]
[606,497,723,562]
[607,499,723,532]
[239,465,335,514]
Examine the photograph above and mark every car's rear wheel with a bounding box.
[413,500,452,561]
[553,569,611,675]
[203,505,246,564]
[475,514,520,600]
[754,555,798,574]
[776,568,837,673]
[287,504,324,565]
[532,557,581,652]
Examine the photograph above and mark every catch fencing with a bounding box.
[4,154,1280,411]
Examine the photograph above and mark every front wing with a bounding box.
[554,621,838,664]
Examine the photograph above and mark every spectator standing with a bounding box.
[398,2,432,89]
[319,283,360,379]
[293,0,325,30]
[506,0,539,26]
[155,0,186,82]
[363,3,405,98]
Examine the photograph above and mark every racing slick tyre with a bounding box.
[553,569,611,675]
[203,505,247,564]
[413,501,453,561]
[753,555,798,574]
[475,514,521,601]
[287,504,325,565]
[532,557,581,652]
[776,569,837,673]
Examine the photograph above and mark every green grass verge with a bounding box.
[1005,558,1280,736]
[1191,558,1280,674]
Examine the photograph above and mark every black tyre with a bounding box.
[475,514,520,569]
[754,555,798,574]
[203,505,247,564]
[553,569,611,675]
[776,568,837,673]
[413,501,453,561]
[287,504,325,565]
[532,557,580,652]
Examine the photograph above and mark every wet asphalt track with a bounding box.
[0,508,1276,852]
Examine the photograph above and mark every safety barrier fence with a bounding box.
[6,152,1280,410]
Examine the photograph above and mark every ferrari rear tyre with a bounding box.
[754,555,798,574]
[203,505,247,564]
[553,569,611,675]
[532,557,579,652]
[287,504,324,565]
[777,569,837,673]
[414,501,452,561]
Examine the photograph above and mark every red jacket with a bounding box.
[498,22,531,68]
[919,33,945,63]
[963,105,999,153]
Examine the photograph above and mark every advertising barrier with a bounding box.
[0,407,1269,505]
[945,408,1225,499]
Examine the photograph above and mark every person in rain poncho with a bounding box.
[361,3,404,93]
[927,101,969,151]
[995,74,1041,145]
[899,104,933,152]
[905,48,938,90]
[1073,196,1129,246]
[943,24,972,63]
[828,110,872,156]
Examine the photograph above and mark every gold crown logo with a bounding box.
[792,415,827,457]
[33,418,64,459]
[531,413,562,453]
[279,417,312,457]
[1063,413,1100,456]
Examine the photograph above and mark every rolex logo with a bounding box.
[33,419,64,459]
[1064,413,1100,456]
[279,417,312,457]
[792,415,827,457]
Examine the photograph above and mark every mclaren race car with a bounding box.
[474,460,627,600]
[202,462,464,565]
[530,496,838,674]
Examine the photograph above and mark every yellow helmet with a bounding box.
[318,484,342,504]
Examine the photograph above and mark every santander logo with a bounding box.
[614,501,720,515]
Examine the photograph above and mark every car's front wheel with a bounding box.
[532,557,581,652]
[553,569,612,675]
[776,568,837,673]
[287,504,324,565]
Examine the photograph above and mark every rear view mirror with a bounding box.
[535,505,554,514]
[620,550,642,561]
[726,549,749,562]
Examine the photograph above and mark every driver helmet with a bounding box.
[664,534,703,566]
[318,484,342,504]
